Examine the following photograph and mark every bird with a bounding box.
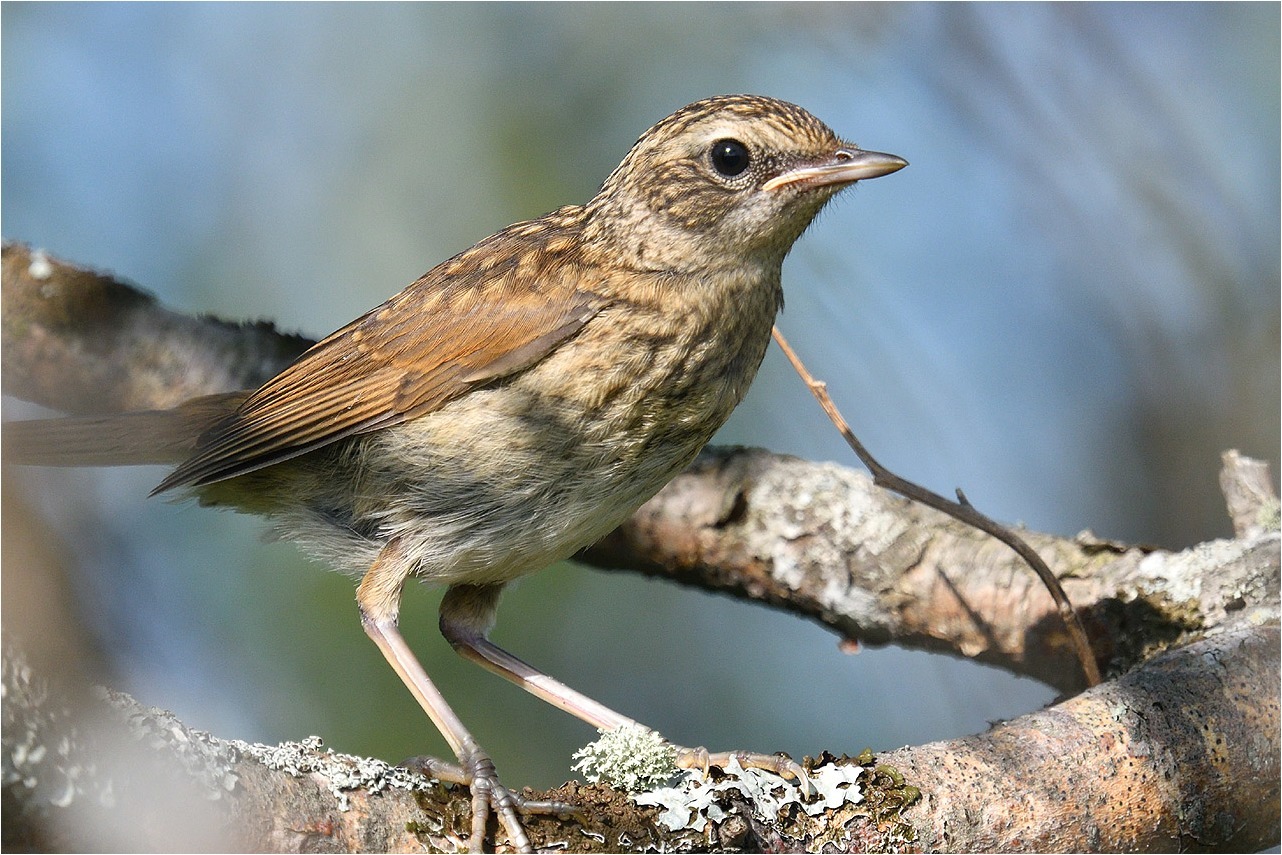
[6,94,905,851]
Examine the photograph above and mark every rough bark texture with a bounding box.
[881,624,1280,852]
[582,445,1279,694]
[3,243,1279,852]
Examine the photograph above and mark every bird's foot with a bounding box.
[675,745,813,796]
[402,749,581,853]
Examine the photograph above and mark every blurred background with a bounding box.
[3,0,1278,800]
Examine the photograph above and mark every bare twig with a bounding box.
[771,325,1102,686]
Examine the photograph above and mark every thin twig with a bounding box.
[772,326,1101,686]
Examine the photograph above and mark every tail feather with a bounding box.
[3,392,247,468]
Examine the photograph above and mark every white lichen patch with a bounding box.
[95,688,442,812]
[2,654,115,813]
[27,248,53,280]
[1257,498,1281,532]
[571,725,678,792]
[1135,546,1207,605]
[631,755,864,833]
[227,735,436,811]
[746,460,914,625]
[99,688,241,799]
[1135,535,1274,610]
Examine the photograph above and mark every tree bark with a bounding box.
[3,242,1278,852]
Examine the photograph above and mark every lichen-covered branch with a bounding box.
[5,621,1276,853]
[3,243,1279,852]
[582,446,1279,691]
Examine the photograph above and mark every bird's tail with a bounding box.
[3,392,247,468]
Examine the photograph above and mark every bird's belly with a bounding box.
[393,379,721,583]
[261,376,728,586]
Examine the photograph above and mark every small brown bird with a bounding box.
[8,94,905,851]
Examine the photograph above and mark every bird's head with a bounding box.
[589,94,906,271]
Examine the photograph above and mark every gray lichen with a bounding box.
[632,754,864,833]
[3,639,435,833]
[224,734,436,810]
[2,644,113,816]
[97,687,241,798]
[571,725,679,792]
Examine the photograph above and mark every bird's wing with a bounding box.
[154,227,605,493]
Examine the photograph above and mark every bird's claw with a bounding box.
[674,746,813,797]
[402,750,581,853]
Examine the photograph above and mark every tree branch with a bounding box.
[4,242,1278,852]
[581,446,1278,690]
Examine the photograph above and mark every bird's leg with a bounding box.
[357,544,573,853]
[440,584,638,730]
[439,584,810,790]
[673,746,810,793]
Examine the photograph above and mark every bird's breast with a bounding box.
[532,263,781,467]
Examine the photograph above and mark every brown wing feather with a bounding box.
[154,222,604,494]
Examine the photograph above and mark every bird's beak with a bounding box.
[763,147,907,192]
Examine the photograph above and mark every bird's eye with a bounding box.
[710,139,750,177]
